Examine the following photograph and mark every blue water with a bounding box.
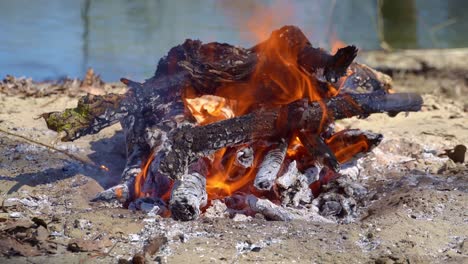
[0,0,467,82]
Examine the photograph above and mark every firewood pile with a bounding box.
[42,26,423,221]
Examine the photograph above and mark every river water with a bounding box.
[0,0,467,81]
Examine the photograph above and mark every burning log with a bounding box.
[326,130,383,163]
[297,131,340,172]
[254,140,288,191]
[158,92,422,181]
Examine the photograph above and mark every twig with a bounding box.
[0,127,97,168]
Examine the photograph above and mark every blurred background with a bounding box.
[0,0,467,82]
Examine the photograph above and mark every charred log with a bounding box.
[169,172,207,221]
[297,131,339,172]
[246,195,294,221]
[254,140,288,191]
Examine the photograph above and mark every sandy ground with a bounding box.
[0,50,467,263]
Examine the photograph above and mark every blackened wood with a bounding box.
[297,131,339,172]
[158,92,422,180]
[298,46,358,83]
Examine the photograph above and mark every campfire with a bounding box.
[42,26,422,221]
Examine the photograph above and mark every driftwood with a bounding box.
[41,25,424,220]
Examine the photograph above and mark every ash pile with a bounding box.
[42,25,423,222]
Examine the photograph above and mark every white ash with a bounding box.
[232,214,252,222]
[19,197,39,207]
[2,194,52,216]
[245,195,332,222]
[128,197,167,216]
[339,160,361,181]
[247,195,294,221]
[129,234,141,242]
[12,143,47,153]
[323,171,369,202]
[275,161,313,206]
[236,237,282,255]
[311,165,369,223]
[356,232,381,252]
[313,193,357,223]
[2,197,22,208]
[9,212,23,218]
[203,199,229,218]
[124,217,209,261]
[304,165,321,184]
[56,143,82,153]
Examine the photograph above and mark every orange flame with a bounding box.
[329,30,347,54]
[205,146,269,200]
[134,152,155,199]
[115,187,123,200]
[134,152,173,202]
[326,132,371,163]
